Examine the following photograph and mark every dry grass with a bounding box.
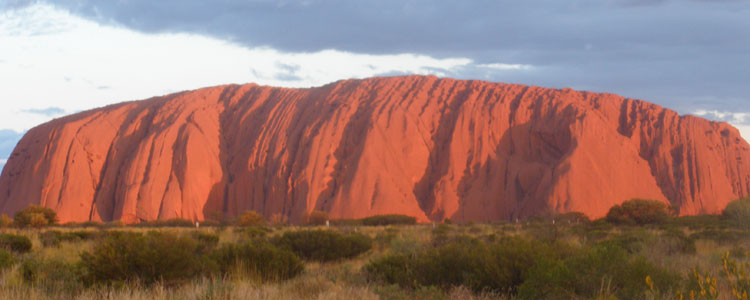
[1,221,749,299]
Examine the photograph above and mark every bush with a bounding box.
[657,228,696,255]
[40,230,63,248]
[237,210,265,227]
[135,218,195,227]
[0,233,32,253]
[190,231,220,254]
[517,243,680,299]
[273,230,372,262]
[689,228,750,245]
[21,256,83,294]
[598,228,653,254]
[0,249,15,270]
[723,198,750,228]
[62,230,101,241]
[14,205,57,227]
[211,241,303,281]
[605,199,670,225]
[306,210,329,226]
[366,236,562,294]
[79,231,216,286]
[41,230,102,247]
[670,215,725,230]
[361,215,417,226]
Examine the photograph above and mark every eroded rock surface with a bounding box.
[1,76,748,223]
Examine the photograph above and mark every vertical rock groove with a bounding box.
[0,75,748,223]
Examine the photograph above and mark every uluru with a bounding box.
[0,75,748,224]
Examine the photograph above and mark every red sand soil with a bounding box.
[1,76,748,223]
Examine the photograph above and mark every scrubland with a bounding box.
[2,200,750,299]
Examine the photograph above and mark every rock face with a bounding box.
[1,76,749,223]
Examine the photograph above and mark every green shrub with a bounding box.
[689,228,750,245]
[0,249,15,270]
[723,198,750,228]
[431,223,454,247]
[658,228,696,255]
[40,230,62,248]
[361,214,417,226]
[517,243,680,299]
[40,230,96,247]
[13,205,57,227]
[366,236,562,294]
[190,231,220,254]
[79,231,216,286]
[605,199,671,225]
[670,215,725,230]
[374,227,400,249]
[211,241,303,281]
[21,256,83,294]
[79,221,105,228]
[0,233,32,253]
[526,223,564,243]
[272,230,372,262]
[134,218,195,227]
[597,229,651,254]
[61,230,101,241]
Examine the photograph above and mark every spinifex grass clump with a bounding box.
[272,229,373,262]
[0,248,15,270]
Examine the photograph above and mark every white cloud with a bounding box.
[0,4,479,133]
[735,125,750,143]
[478,63,534,71]
[693,110,750,142]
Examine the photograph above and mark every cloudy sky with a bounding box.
[1,0,749,171]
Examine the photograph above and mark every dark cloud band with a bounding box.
[4,0,749,120]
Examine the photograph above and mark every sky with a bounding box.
[1,0,749,171]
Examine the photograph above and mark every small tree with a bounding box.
[722,198,750,228]
[238,210,265,227]
[307,210,328,226]
[606,199,670,225]
[14,205,57,228]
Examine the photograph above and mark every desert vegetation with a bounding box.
[1,200,750,299]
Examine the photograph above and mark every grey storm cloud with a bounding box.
[4,0,750,115]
